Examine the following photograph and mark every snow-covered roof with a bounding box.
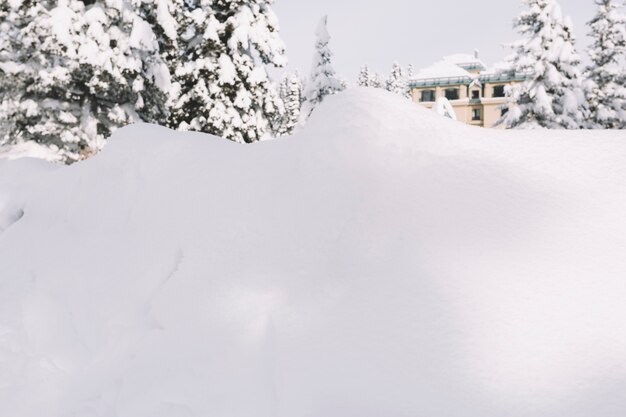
[442,53,487,71]
[409,53,529,88]
[412,60,473,80]
[410,53,488,83]
[469,78,481,88]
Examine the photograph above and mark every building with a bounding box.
[408,53,528,128]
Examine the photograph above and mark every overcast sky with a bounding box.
[273,0,597,80]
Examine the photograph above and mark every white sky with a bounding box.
[273,0,597,80]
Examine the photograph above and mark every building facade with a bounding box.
[408,54,527,128]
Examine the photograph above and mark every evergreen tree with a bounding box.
[136,0,179,64]
[168,0,287,143]
[371,72,385,89]
[339,76,349,90]
[275,71,303,136]
[585,0,626,128]
[0,0,168,162]
[303,15,345,117]
[501,0,587,129]
[357,66,373,87]
[166,1,222,132]
[0,0,28,146]
[386,62,410,98]
[1,0,287,158]
[407,64,414,98]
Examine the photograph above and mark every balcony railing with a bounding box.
[409,76,473,88]
[408,71,531,89]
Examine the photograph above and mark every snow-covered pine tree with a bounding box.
[0,0,101,161]
[500,0,587,129]
[386,62,410,98]
[275,71,303,136]
[357,66,373,87]
[303,15,345,117]
[168,0,286,143]
[339,76,349,90]
[407,64,414,80]
[0,0,168,162]
[165,1,220,132]
[135,0,179,65]
[585,0,626,128]
[0,0,27,146]
[371,72,386,89]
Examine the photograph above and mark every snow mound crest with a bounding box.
[1,89,626,417]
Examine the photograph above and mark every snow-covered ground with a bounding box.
[1,88,626,417]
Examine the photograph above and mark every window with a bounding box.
[492,85,506,98]
[472,108,481,121]
[471,90,480,99]
[500,107,509,117]
[444,88,459,100]
[420,90,436,102]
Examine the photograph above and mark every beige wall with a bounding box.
[482,99,506,128]
[411,80,523,128]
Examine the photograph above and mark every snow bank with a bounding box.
[0,140,65,163]
[1,88,626,417]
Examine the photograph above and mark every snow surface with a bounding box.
[0,140,65,163]
[433,97,457,120]
[2,88,626,417]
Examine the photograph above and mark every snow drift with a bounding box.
[1,88,626,417]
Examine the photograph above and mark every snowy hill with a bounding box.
[1,88,626,417]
